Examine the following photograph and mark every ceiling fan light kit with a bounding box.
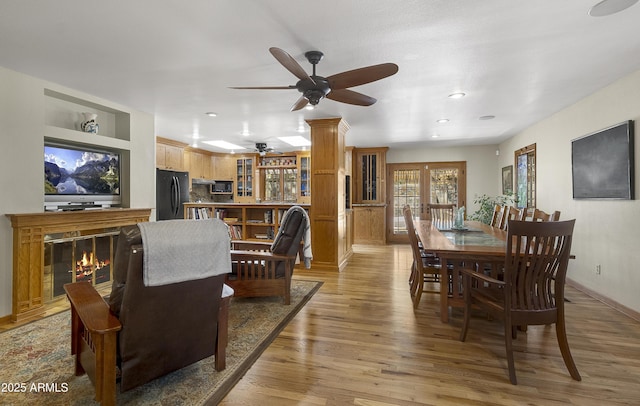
[231,47,398,111]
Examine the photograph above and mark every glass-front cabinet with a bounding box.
[298,153,310,204]
[353,147,387,204]
[235,156,254,203]
[258,155,301,202]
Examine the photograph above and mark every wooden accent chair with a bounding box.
[404,205,447,308]
[459,219,580,384]
[64,223,231,406]
[428,203,456,229]
[227,206,307,305]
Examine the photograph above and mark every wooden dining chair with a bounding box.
[428,203,456,229]
[459,219,580,385]
[531,208,561,222]
[490,204,506,228]
[501,206,524,230]
[403,205,444,308]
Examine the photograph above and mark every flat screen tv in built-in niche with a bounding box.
[571,120,634,200]
[44,142,121,209]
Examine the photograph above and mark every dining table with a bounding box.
[414,220,508,323]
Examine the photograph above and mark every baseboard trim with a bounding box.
[567,278,640,322]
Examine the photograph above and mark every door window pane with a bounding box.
[392,168,420,235]
[429,168,458,204]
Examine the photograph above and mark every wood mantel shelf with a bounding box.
[6,208,151,322]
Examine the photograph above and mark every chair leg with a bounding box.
[413,275,423,308]
[555,320,582,381]
[409,260,416,288]
[459,275,471,342]
[215,295,231,371]
[504,319,517,385]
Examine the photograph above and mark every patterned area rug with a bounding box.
[0,279,322,405]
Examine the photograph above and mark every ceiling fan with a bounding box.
[230,47,399,111]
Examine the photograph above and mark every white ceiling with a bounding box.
[2,0,640,153]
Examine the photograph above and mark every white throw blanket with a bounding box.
[138,219,231,287]
[279,206,313,268]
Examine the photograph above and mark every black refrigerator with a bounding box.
[156,169,190,220]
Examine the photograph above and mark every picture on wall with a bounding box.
[571,120,635,199]
[502,165,513,195]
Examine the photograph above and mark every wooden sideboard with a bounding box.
[6,208,151,322]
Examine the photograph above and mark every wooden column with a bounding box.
[6,208,151,322]
[306,118,352,271]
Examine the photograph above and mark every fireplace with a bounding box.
[6,208,151,322]
[44,230,119,301]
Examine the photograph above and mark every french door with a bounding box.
[386,162,466,243]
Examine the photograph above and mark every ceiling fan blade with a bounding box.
[327,89,377,106]
[327,63,399,90]
[229,85,296,90]
[290,96,309,111]
[269,47,315,85]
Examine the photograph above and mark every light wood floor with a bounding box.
[220,244,640,406]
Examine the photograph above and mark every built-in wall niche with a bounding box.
[43,88,133,208]
[44,88,131,142]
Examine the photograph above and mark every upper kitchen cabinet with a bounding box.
[185,149,213,181]
[156,137,186,171]
[353,147,388,204]
[211,153,236,181]
[235,155,256,203]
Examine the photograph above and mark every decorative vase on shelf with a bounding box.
[80,112,99,134]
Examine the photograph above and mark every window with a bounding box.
[515,143,536,208]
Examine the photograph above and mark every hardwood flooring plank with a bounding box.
[221,244,640,405]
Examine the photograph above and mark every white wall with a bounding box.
[498,68,640,314]
[0,66,155,319]
[387,144,501,215]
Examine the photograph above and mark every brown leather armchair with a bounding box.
[226,206,308,304]
[64,221,231,406]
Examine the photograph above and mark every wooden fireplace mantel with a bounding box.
[6,208,151,322]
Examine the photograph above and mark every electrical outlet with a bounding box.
[595,264,601,275]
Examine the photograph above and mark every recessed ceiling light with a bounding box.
[278,136,311,147]
[205,112,217,117]
[202,140,246,150]
[479,115,496,120]
[436,118,450,123]
[431,134,439,138]
[448,92,466,99]
[589,0,639,16]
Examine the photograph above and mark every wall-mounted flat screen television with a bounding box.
[571,120,634,200]
[44,142,121,208]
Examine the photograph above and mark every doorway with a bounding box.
[386,161,466,243]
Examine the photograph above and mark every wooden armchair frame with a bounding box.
[228,240,299,304]
[64,282,230,406]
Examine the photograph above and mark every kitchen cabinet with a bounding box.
[185,150,214,181]
[212,154,236,180]
[235,156,255,203]
[156,137,186,170]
